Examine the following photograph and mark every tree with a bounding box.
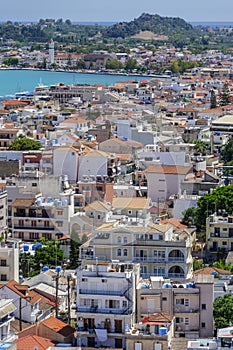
[69,233,81,269]
[69,232,89,269]
[124,58,138,72]
[194,140,207,154]
[221,137,233,163]
[220,83,230,106]
[182,185,233,230]
[210,89,217,109]
[33,240,65,272]
[214,294,233,328]
[3,57,19,66]
[9,135,42,151]
[106,59,122,70]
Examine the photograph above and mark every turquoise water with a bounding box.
[0,69,149,97]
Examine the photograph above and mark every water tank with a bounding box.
[56,266,62,273]
[32,244,37,250]
[159,327,168,336]
[42,266,49,272]
[141,285,149,289]
[162,283,172,289]
[36,243,42,249]
[19,275,24,280]
[23,245,29,252]
[36,198,42,206]
[54,199,59,206]
[123,137,128,141]
[87,135,93,141]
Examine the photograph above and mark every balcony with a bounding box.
[168,257,185,263]
[79,287,131,297]
[77,326,123,335]
[77,306,131,315]
[14,225,55,231]
[14,213,54,218]
[133,257,166,263]
[168,273,185,279]
[175,307,199,313]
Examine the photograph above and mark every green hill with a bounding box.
[104,13,193,39]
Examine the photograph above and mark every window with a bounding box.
[82,278,88,282]
[123,237,128,244]
[123,249,128,257]
[0,274,7,281]
[128,210,132,215]
[134,343,142,350]
[57,221,63,227]
[159,179,165,182]
[176,317,184,323]
[57,211,63,216]
[222,241,227,246]
[214,227,220,236]
[105,300,120,308]
[122,300,127,307]
[185,317,189,326]
[32,183,37,187]
[117,249,121,257]
[117,236,121,244]
[201,322,206,328]
[162,297,167,301]
[202,304,206,310]
[223,228,228,231]
[0,260,6,267]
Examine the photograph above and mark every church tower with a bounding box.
[49,39,55,65]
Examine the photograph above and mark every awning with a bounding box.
[0,302,16,319]
[95,328,108,342]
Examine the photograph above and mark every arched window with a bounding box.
[117,249,121,256]
[123,249,128,257]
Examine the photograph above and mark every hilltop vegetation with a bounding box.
[0,14,232,51]
[104,13,193,38]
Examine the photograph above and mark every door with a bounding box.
[115,338,122,348]
[115,319,122,333]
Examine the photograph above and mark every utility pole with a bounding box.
[19,297,22,331]
[67,275,71,325]
[55,272,59,318]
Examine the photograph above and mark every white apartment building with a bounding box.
[76,262,140,349]
[0,242,19,283]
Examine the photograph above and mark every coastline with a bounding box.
[0,66,167,79]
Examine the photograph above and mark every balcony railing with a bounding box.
[77,326,123,334]
[175,307,199,313]
[133,257,166,263]
[168,273,185,279]
[14,225,55,231]
[77,306,131,315]
[168,257,185,262]
[79,289,130,297]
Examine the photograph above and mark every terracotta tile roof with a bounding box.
[3,280,41,304]
[145,164,193,175]
[14,335,55,350]
[11,197,36,207]
[112,197,151,210]
[160,218,187,230]
[41,316,75,337]
[194,267,231,275]
[143,312,174,325]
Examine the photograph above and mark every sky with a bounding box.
[1,0,233,23]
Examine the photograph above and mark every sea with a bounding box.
[0,69,151,99]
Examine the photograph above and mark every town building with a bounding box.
[76,261,140,349]
[137,274,214,339]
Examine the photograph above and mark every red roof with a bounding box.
[14,335,55,350]
[41,316,75,337]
